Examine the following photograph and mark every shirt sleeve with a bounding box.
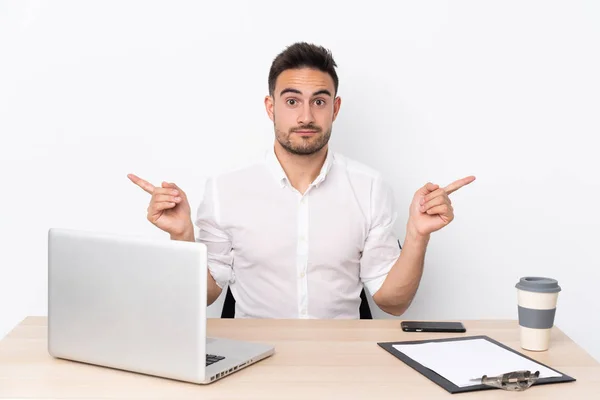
[194,177,234,289]
[360,175,401,296]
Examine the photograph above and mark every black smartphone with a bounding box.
[400,321,466,333]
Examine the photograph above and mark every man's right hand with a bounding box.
[127,173,193,238]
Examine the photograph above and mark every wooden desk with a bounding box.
[1,317,599,399]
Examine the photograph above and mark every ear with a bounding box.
[332,96,342,122]
[264,95,275,122]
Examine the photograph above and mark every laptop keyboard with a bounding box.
[206,354,225,366]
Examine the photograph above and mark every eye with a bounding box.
[286,98,298,106]
[314,99,326,106]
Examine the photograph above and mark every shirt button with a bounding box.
[301,309,307,315]
[300,271,306,278]
[299,235,306,242]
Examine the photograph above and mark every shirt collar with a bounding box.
[265,145,334,189]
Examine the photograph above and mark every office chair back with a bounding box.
[220,286,373,319]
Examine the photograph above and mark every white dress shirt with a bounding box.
[194,147,401,319]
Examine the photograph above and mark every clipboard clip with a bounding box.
[471,370,540,391]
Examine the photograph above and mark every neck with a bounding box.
[274,142,328,194]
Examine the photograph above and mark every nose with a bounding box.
[297,103,315,126]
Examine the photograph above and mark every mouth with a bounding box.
[293,130,319,136]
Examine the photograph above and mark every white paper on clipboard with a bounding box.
[393,338,562,388]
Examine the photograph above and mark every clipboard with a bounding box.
[378,335,576,394]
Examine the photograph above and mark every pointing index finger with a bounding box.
[127,173,155,194]
[443,175,476,195]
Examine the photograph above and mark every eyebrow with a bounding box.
[279,88,333,97]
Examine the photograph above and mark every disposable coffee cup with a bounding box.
[516,277,561,351]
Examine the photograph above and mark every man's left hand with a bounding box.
[407,176,476,238]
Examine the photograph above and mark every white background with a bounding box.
[1,1,599,361]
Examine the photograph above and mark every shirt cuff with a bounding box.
[207,256,234,289]
[363,273,388,297]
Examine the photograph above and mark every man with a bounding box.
[128,42,475,319]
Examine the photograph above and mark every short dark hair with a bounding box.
[268,42,339,96]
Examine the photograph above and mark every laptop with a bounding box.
[47,228,274,384]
